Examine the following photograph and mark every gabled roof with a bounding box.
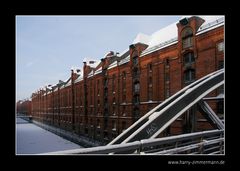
[64,77,72,87]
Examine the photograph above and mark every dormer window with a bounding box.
[182,28,193,49]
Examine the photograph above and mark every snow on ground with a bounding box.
[16,118,82,154]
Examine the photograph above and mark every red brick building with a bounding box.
[16,99,32,116]
[30,16,224,144]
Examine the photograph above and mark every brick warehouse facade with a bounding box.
[22,16,224,145]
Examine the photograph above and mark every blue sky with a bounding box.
[16,15,182,101]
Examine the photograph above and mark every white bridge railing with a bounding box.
[42,129,224,155]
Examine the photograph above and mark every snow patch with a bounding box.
[132,33,151,45]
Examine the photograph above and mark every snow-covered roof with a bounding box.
[53,87,58,92]
[87,70,94,78]
[74,75,83,83]
[119,54,130,65]
[140,38,178,57]
[103,51,113,58]
[196,16,224,35]
[139,15,224,57]
[108,60,118,70]
[134,21,178,57]
[132,33,151,45]
[71,66,81,74]
[148,22,178,49]
[65,78,72,87]
[117,48,129,57]
[59,81,66,89]
[94,66,102,75]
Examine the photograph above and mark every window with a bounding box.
[217,41,224,52]
[104,132,108,140]
[133,68,138,77]
[133,95,140,105]
[148,76,153,101]
[132,50,138,66]
[149,76,152,87]
[133,107,140,117]
[97,89,100,96]
[165,74,170,82]
[218,61,224,69]
[184,69,195,83]
[122,71,126,90]
[97,119,100,128]
[217,101,224,114]
[148,63,152,72]
[104,78,108,88]
[133,56,138,65]
[122,106,126,116]
[184,52,195,65]
[165,87,170,99]
[122,71,126,79]
[122,94,126,102]
[104,89,108,97]
[104,119,108,130]
[112,120,116,131]
[182,28,193,49]
[148,89,153,101]
[90,118,93,127]
[134,82,140,93]
[166,59,169,67]
[104,98,108,109]
[112,105,116,115]
[122,121,126,132]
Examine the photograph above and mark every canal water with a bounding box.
[16,118,82,154]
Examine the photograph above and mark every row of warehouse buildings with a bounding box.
[17,16,224,144]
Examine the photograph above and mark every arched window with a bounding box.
[182,28,193,49]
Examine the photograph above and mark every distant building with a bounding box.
[29,16,224,144]
[16,99,32,116]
